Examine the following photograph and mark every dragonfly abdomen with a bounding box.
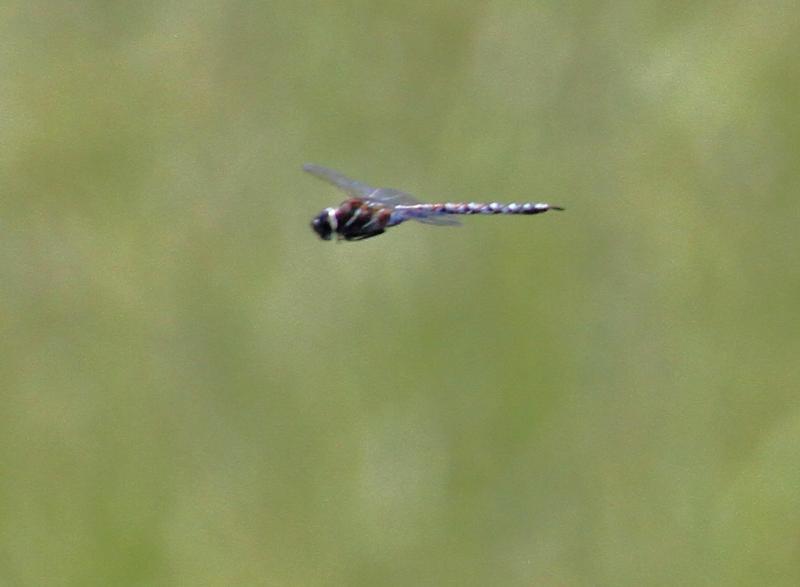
[395,201,564,218]
[329,198,393,240]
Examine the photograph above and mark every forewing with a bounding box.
[304,164,427,205]
[366,187,424,206]
[303,164,376,198]
[304,164,460,226]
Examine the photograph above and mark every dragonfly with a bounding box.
[304,163,564,241]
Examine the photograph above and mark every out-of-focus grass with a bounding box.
[0,1,798,585]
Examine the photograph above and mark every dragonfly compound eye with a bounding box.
[311,210,333,240]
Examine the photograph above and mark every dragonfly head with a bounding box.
[311,208,337,240]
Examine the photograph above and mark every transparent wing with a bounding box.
[412,215,461,226]
[303,164,441,208]
[371,188,460,225]
[303,163,376,198]
[304,163,460,226]
[366,187,423,206]
[390,205,462,227]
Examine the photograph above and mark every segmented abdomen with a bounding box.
[395,201,563,218]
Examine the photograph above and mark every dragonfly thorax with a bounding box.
[311,199,391,241]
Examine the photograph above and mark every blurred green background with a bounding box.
[1,1,798,585]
